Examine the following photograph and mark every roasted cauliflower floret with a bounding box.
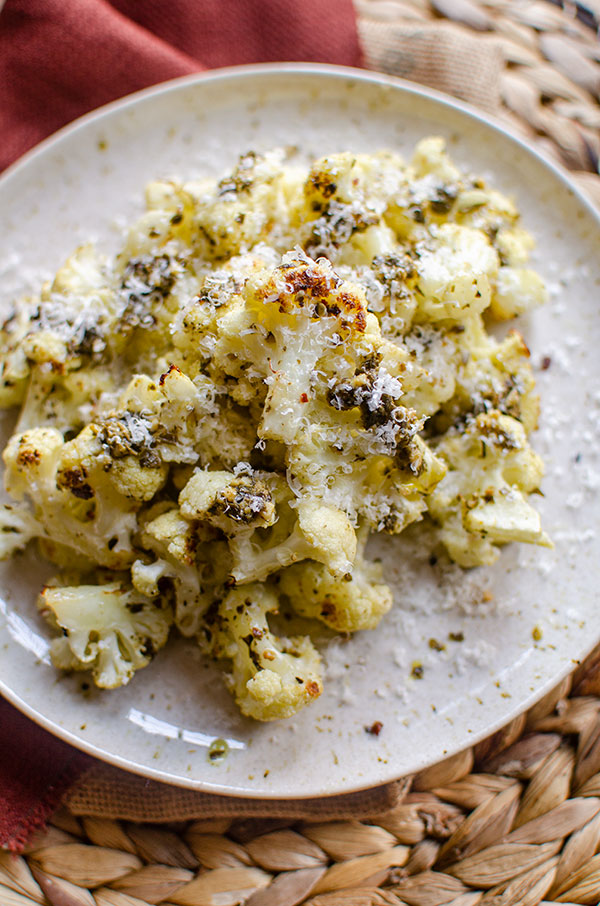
[415,224,499,322]
[121,178,197,259]
[490,266,547,320]
[3,426,139,568]
[115,365,217,465]
[38,581,172,688]
[455,184,519,240]
[112,252,191,360]
[0,304,36,407]
[179,466,276,534]
[281,337,446,530]
[132,507,231,638]
[411,136,462,184]
[0,503,40,559]
[230,500,354,582]
[304,151,403,215]
[179,466,357,581]
[301,151,405,262]
[207,584,323,721]
[225,250,447,531]
[15,364,115,437]
[279,530,393,632]
[229,496,357,582]
[0,246,119,433]
[432,322,539,435]
[383,137,463,240]
[400,324,463,418]
[241,249,374,443]
[355,251,419,338]
[11,245,117,375]
[187,149,301,259]
[428,411,549,566]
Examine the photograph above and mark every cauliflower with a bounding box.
[227,492,354,576]
[179,466,277,534]
[432,321,540,436]
[304,151,404,217]
[229,495,357,583]
[132,506,231,637]
[0,304,36,407]
[3,426,140,568]
[179,466,357,581]
[0,142,549,720]
[15,363,115,437]
[4,245,117,378]
[114,365,217,465]
[120,179,197,260]
[490,266,547,320]
[0,503,40,559]
[112,363,257,471]
[400,324,463,418]
[38,581,172,688]
[111,253,201,370]
[301,151,404,262]
[415,224,499,322]
[382,137,463,241]
[186,149,302,260]
[0,245,119,435]
[207,584,323,721]
[221,251,447,532]
[279,530,393,632]
[428,411,550,566]
[212,248,376,443]
[455,184,519,239]
[353,251,419,338]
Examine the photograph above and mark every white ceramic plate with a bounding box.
[1,64,599,798]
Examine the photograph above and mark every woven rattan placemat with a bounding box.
[3,2,600,904]
[4,643,599,906]
[358,0,600,207]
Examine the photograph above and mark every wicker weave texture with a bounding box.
[357,0,600,207]
[2,644,599,906]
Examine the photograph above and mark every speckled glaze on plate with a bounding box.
[1,64,599,798]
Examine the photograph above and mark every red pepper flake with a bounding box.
[541,356,552,370]
[365,721,383,736]
[300,393,309,403]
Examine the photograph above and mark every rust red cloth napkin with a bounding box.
[0,0,360,851]
[0,699,92,851]
[0,0,361,172]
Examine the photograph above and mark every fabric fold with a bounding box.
[0,0,361,171]
[0,699,91,851]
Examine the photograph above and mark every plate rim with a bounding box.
[1,62,599,797]
[2,62,600,227]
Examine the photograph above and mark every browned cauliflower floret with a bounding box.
[428,411,550,566]
[279,530,393,633]
[39,581,172,688]
[132,506,231,638]
[207,583,323,721]
[2,426,140,568]
[179,466,276,534]
[431,321,540,436]
[179,465,357,581]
